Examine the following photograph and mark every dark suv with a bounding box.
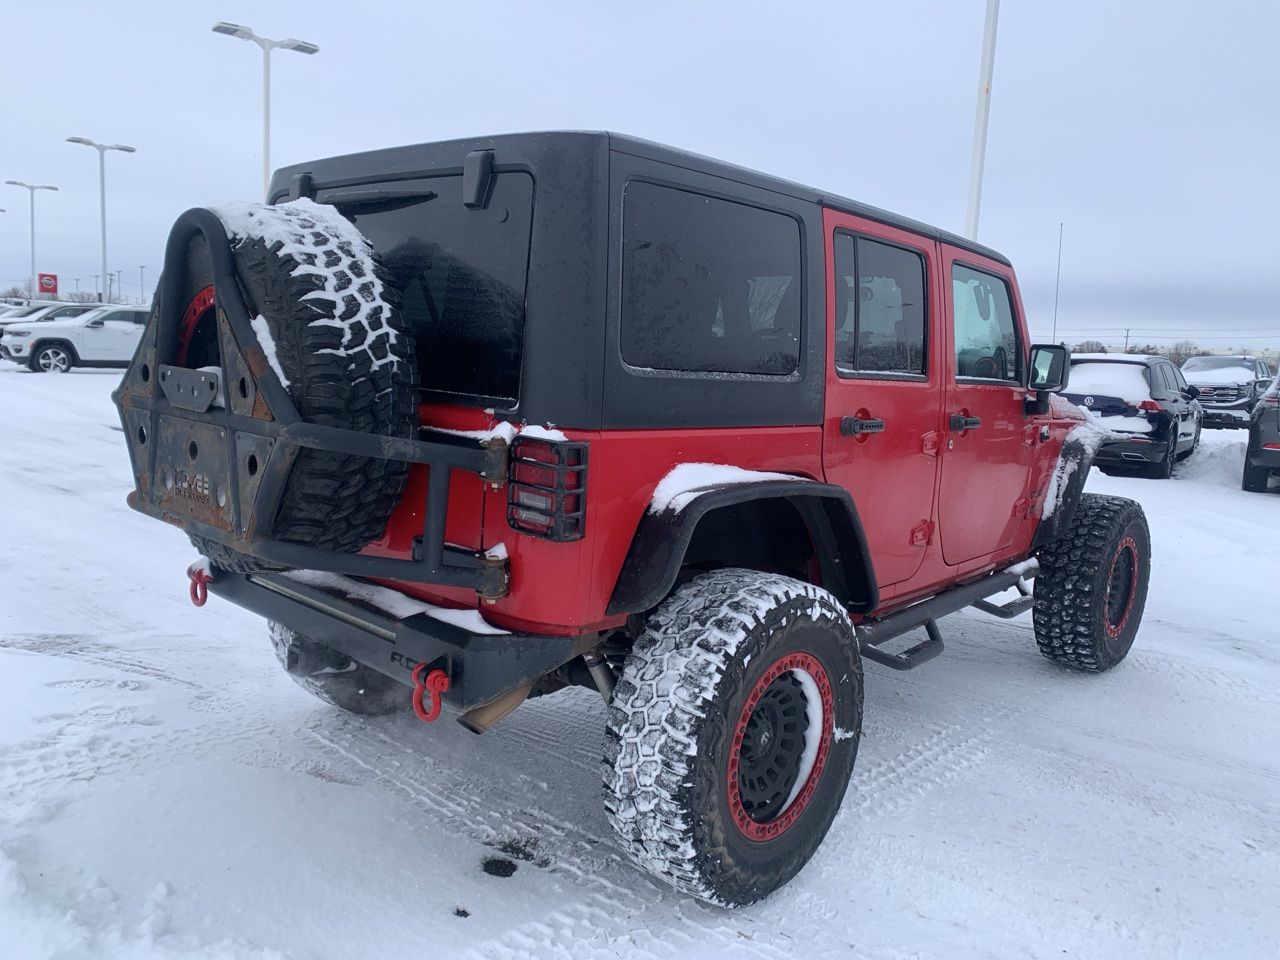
[1182,355,1274,428]
[1062,353,1202,478]
[115,132,1152,906]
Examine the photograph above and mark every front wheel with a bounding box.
[30,343,73,373]
[1033,494,1150,672]
[604,569,863,906]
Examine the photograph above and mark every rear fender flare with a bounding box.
[606,480,879,616]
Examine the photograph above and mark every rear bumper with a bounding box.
[1247,445,1280,471]
[1093,436,1170,466]
[207,568,585,711]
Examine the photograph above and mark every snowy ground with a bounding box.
[1,363,1277,960]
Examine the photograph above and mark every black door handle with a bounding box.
[949,414,983,432]
[841,416,886,436]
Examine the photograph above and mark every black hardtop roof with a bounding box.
[274,130,1010,266]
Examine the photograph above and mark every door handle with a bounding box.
[841,415,886,436]
[949,413,983,432]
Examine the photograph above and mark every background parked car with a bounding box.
[0,301,99,331]
[1063,353,1202,478]
[0,304,149,372]
[1243,375,1280,492]
[1181,355,1274,428]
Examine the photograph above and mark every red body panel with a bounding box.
[365,212,1081,635]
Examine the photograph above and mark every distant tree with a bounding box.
[1130,343,1165,357]
[1,284,30,300]
[1167,340,1206,366]
[64,290,101,303]
[1074,340,1107,353]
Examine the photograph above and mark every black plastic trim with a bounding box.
[606,481,879,616]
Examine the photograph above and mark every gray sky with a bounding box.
[2,0,1277,350]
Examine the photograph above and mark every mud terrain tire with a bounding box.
[184,202,419,572]
[269,622,404,715]
[1033,494,1150,672]
[604,568,863,906]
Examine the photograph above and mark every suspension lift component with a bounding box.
[581,651,615,701]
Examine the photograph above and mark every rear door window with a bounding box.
[621,181,802,376]
[833,233,927,377]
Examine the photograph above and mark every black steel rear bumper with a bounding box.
[208,568,586,711]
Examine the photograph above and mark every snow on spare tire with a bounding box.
[189,198,419,572]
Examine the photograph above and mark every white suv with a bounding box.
[0,301,100,331]
[1,305,149,372]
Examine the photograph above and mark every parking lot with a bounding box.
[1,364,1275,960]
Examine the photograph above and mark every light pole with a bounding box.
[66,137,136,302]
[139,265,147,304]
[212,22,319,198]
[964,0,1001,240]
[5,181,58,299]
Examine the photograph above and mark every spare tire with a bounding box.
[180,199,419,572]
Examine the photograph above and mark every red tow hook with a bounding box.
[186,563,213,607]
[411,663,450,723]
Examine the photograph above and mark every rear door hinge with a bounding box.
[909,519,935,546]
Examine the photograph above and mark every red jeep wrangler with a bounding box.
[115,132,1149,906]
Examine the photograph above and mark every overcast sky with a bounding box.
[2,0,1276,350]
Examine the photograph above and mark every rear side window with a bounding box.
[621,182,801,376]
[952,263,1020,381]
[832,233,927,376]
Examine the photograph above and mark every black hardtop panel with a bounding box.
[271,131,1009,266]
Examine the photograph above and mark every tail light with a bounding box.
[1138,399,1162,412]
[1262,395,1280,408]
[507,436,588,541]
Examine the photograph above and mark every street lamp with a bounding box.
[964,0,1001,240]
[5,181,58,300]
[139,265,147,304]
[212,21,319,198]
[66,137,136,302]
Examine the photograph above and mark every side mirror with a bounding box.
[1183,385,1201,400]
[1258,379,1273,394]
[85,318,104,328]
[1028,343,1070,393]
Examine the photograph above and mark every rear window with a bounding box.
[621,182,802,376]
[339,172,534,406]
[1069,360,1151,402]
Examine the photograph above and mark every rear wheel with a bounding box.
[604,568,862,906]
[1176,423,1201,461]
[1146,439,1176,479]
[30,342,74,373]
[1034,494,1150,672]
[269,622,405,715]
[1242,460,1271,493]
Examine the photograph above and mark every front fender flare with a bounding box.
[1033,431,1098,548]
[606,480,879,617]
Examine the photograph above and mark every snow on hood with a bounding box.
[1182,366,1256,386]
[207,198,402,375]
